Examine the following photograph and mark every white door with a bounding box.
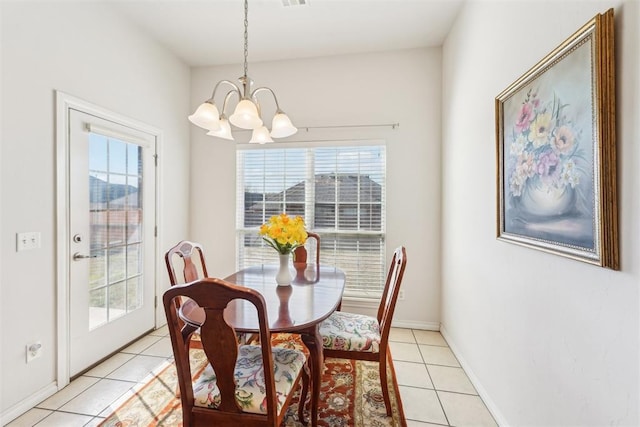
[68,109,156,376]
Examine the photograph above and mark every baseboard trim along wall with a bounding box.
[392,320,440,331]
[341,298,439,331]
[1,381,58,425]
[440,324,507,426]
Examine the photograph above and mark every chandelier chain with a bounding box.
[243,0,249,77]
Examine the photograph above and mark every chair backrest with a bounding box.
[377,246,407,341]
[293,231,320,266]
[165,240,208,285]
[163,278,281,424]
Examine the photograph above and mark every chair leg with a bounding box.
[380,354,392,416]
[182,410,191,427]
[297,362,310,424]
[237,332,258,345]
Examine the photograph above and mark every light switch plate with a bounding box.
[16,232,41,251]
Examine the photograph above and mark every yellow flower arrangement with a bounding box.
[259,213,308,255]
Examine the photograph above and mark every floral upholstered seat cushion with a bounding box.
[269,333,310,359]
[190,330,253,345]
[192,344,306,415]
[319,311,381,352]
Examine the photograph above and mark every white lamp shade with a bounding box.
[188,102,221,131]
[229,99,263,129]
[270,113,298,138]
[249,126,274,144]
[206,117,234,140]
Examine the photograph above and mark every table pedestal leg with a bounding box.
[301,324,323,427]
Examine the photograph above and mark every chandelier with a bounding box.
[188,0,297,143]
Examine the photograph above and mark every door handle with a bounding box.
[73,252,97,261]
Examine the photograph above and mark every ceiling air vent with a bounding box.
[282,0,308,6]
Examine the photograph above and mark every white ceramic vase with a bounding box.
[275,253,293,286]
[520,182,575,217]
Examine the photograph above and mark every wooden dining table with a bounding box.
[179,263,346,426]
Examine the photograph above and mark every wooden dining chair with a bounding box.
[292,231,327,290]
[164,241,208,336]
[165,240,208,287]
[165,239,208,320]
[164,240,254,346]
[319,246,407,416]
[293,231,320,267]
[163,278,309,426]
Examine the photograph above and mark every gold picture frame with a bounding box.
[496,9,618,269]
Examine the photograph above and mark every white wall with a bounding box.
[189,49,442,328]
[0,2,191,417]
[441,1,639,425]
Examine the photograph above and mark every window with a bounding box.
[236,141,386,298]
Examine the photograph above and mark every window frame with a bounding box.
[236,139,386,299]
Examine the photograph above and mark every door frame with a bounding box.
[55,91,163,387]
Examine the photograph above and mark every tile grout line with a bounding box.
[412,328,451,427]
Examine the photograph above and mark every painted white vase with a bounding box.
[521,182,575,217]
[275,253,293,286]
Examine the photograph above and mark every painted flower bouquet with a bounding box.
[259,213,308,255]
[506,88,590,216]
[508,88,585,197]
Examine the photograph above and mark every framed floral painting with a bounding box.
[496,9,618,269]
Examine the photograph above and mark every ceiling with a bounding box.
[108,0,465,67]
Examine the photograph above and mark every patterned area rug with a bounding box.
[99,335,406,426]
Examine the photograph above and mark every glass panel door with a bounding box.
[69,109,156,376]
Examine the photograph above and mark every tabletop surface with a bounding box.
[180,264,346,332]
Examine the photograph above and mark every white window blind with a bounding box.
[236,142,386,298]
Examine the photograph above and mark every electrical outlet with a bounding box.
[16,232,41,251]
[398,290,405,300]
[26,341,43,363]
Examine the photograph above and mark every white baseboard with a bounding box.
[439,325,507,426]
[1,381,58,425]
[340,299,440,331]
[391,320,440,330]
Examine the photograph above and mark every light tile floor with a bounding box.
[6,327,497,427]
[390,329,497,426]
